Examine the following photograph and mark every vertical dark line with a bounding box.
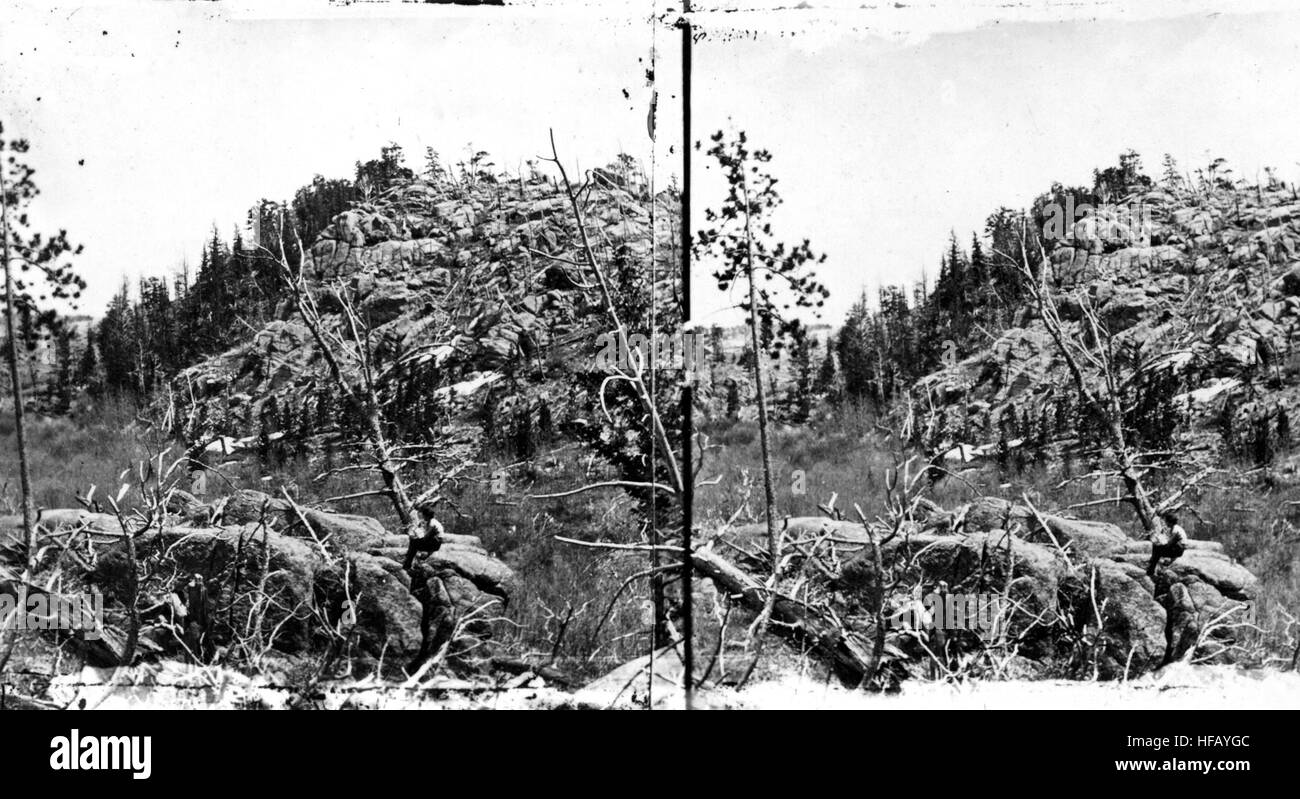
[679,0,694,709]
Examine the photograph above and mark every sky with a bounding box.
[692,5,1300,326]
[5,1,1300,331]
[0,1,679,313]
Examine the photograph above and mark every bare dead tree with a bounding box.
[997,219,1211,537]
[534,132,701,702]
[538,132,684,498]
[101,448,191,666]
[256,213,469,572]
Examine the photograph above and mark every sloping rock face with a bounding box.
[723,499,1257,680]
[172,166,680,461]
[916,183,1300,462]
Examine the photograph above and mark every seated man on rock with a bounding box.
[1146,510,1188,577]
[402,501,446,571]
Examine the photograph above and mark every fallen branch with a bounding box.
[553,536,685,554]
[690,544,874,685]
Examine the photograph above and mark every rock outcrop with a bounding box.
[917,183,1300,465]
[1,490,515,675]
[720,497,1257,680]
[172,165,679,467]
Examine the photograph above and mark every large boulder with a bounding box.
[1112,540,1257,602]
[219,489,291,525]
[357,279,417,326]
[330,552,425,661]
[961,495,1032,534]
[93,523,324,654]
[1034,514,1129,557]
[932,496,1132,557]
[394,533,516,613]
[72,487,519,671]
[394,534,517,668]
[722,505,1259,680]
[1161,581,1200,664]
[1062,558,1167,675]
[1095,283,1156,332]
[83,519,508,670]
[428,533,517,602]
[196,489,388,553]
[297,508,388,552]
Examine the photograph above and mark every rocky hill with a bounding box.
[173,162,680,468]
[918,178,1300,471]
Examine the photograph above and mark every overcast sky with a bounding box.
[0,1,677,313]
[5,1,1300,331]
[692,5,1300,326]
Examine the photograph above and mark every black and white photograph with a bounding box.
[0,0,1295,774]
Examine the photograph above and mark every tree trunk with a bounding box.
[739,170,781,571]
[0,173,37,574]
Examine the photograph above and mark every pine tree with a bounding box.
[76,334,99,393]
[1161,153,1183,191]
[258,416,275,470]
[737,343,755,371]
[1093,150,1153,202]
[784,325,815,424]
[97,282,137,395]
[724,379,741,419]
[696,128,830,573]
[1254,412,1273,466]
[835,292,874,405]
[49,326,74,413]
[940,232,968,321]
[969,234,989,307]
[2,121,86,565]
[814,333,836,394]
[424,147,446,185]
[355,143,414,195]
[300,395,315,434]
[512,404,535,460]
[537,399,553,441]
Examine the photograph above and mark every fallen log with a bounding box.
[488,656,575,687]
[690,544,876,685]
[0,571,126,666]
